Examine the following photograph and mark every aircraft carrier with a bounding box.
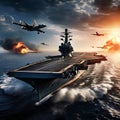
[7,29,107,105]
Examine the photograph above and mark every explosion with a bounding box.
[0,38,41,54]
[12,41,29,54]
[102,38,120,52]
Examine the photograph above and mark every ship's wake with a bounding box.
[54,60,114,103]
[52,53,120,119]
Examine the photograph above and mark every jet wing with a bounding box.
[13,20,29,27]
[38,24,46,28]
[37,29,45,33]
[91,34,97,35]
[13,22,26,27]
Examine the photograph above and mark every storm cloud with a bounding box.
[0,0,70,13]
[0,0,120,30]
[94,0,113,13]
[0,15,15,32]
[93,0,120,13]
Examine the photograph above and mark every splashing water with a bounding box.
[0,74,33,96]
[54,60,115,103]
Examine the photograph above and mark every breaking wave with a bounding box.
[0,74,37,117]
[54,61,115,103]
[0,74,33,96]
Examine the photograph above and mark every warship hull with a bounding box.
[7,52,107,104]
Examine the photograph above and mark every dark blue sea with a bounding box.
[0,50,120,120]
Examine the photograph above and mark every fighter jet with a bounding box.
[13,20,46,34]
[41,43,48,46]
[91,32,104,36]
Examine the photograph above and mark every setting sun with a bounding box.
[108,28,120,42]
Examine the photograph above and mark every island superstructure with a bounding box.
[7,29,107,105]
[59,28,73,57]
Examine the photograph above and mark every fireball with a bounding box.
[102,38,120,52]
[20,48,28,54]
[13,41,29,54]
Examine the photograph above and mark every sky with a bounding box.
[0,0,120,52]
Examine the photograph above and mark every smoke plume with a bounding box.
[0,38,41,53]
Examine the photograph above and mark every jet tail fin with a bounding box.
[19,20,27,26]
[10,16,15,24]
[33,20,38,26]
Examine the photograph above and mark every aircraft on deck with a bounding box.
[91,32,104,36]
[13,20,46,34]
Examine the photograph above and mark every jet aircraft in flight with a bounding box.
[91,32,104,36]
[41,43,48,46]
[13,20,46,34]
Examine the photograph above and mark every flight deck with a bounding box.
[13,52,105,72]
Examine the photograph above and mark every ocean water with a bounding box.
[0,51,120,120]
